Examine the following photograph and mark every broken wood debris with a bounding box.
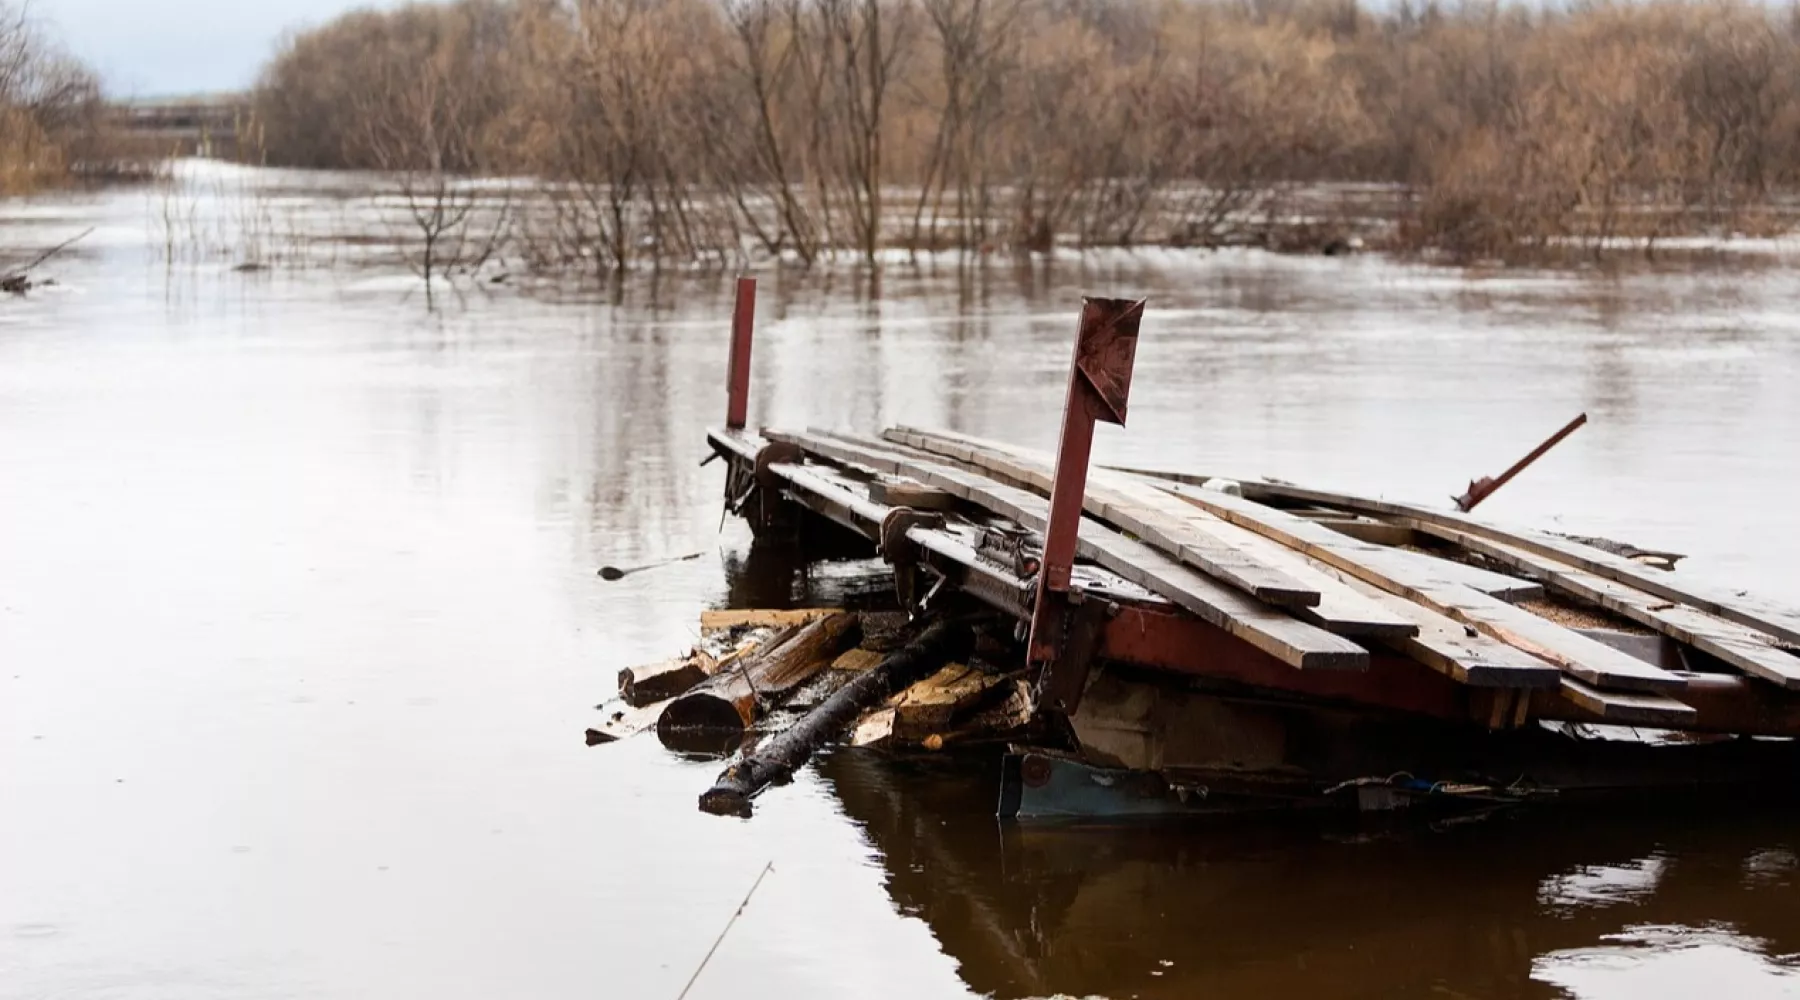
[699,620,973,816]
[658,613,860,746]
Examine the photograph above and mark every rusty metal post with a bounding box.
[1026,298,1144,688]
[1455,411,1588,512]
[725,277,757,430]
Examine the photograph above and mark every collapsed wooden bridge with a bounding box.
[598,281,1800,818]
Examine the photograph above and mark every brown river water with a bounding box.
[3,164,1798,999]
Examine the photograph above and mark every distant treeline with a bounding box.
[252,0,1800,265]
[0,3,112,193]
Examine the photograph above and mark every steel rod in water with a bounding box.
[598,551,704,581]
[1454,412,1589,512]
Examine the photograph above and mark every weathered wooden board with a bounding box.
[1310,517,1419,547]
[868,476,958,510]
[1555,676,1698,727]
[700,608,844,631]
[888,429,1331,610]
[1142,464,1800,653]
[1150,482,1690,695]
[832,648,887,672]
[1414,525,1800,690]
[890,663,996,733]
[1169,517,1417,638]
[1324,572,1564,689]
[1387,548,1544,602]
[777,430,1367,670]
[850,707,898,748]
[884,418,1409,637]
[890,427,1689,696]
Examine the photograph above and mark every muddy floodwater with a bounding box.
[3,164,1799,999]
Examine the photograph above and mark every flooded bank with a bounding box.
[2,166,1798,999]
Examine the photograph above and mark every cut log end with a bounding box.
[658,694,753,739]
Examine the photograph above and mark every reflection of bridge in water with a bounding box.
[111,97,249,159]
[818,751,1800,999]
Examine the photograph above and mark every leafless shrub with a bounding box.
[249,0,1800,266]
[0,2,111,193]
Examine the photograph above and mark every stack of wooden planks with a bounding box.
[745,424,1800,733]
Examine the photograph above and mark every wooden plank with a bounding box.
[849,707,897,748]
[1162,516,1416,638]
[1152,482,1690,695]
[1413,525,1800,690]
[890,663,996,734]
[867,477,958,510]
[891,427,1689,696]
[778,430,1367,670]
[1123,461,1800,653]
[875,428,1322,609]
[699,608,844,632]
[1324,572,1564,689]
[707,426,766,463]
[888,420,1407,636]
[831,648,886,672]
[1311,517,1419,547]
[1387,548,1544,602]
[887,428,1548,689]
[1556,676,1698,727]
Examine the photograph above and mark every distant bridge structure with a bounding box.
[111,96,250,160]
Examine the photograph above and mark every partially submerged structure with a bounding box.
[593,280,1800,819]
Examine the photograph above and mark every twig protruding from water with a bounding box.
[675,861,774,1000]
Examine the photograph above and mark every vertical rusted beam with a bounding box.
[1026,297,1144,686]
[1455,411,1588,512]
[726,277,757,430]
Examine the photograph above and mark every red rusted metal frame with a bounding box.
[1101,606,1473,721]
[726,277,758,430]
[1455,411,1588,512]
[1027,298,1144,685]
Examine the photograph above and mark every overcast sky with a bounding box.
[34,0,389,97]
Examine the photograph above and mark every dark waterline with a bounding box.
[2,166,1799,999]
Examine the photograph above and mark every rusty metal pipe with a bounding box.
[1026,297,1144,669]
[1455,411,1588,512]
[726,277,757,430]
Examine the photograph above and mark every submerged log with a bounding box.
[700,620,974,816]
[658,613,861,746]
